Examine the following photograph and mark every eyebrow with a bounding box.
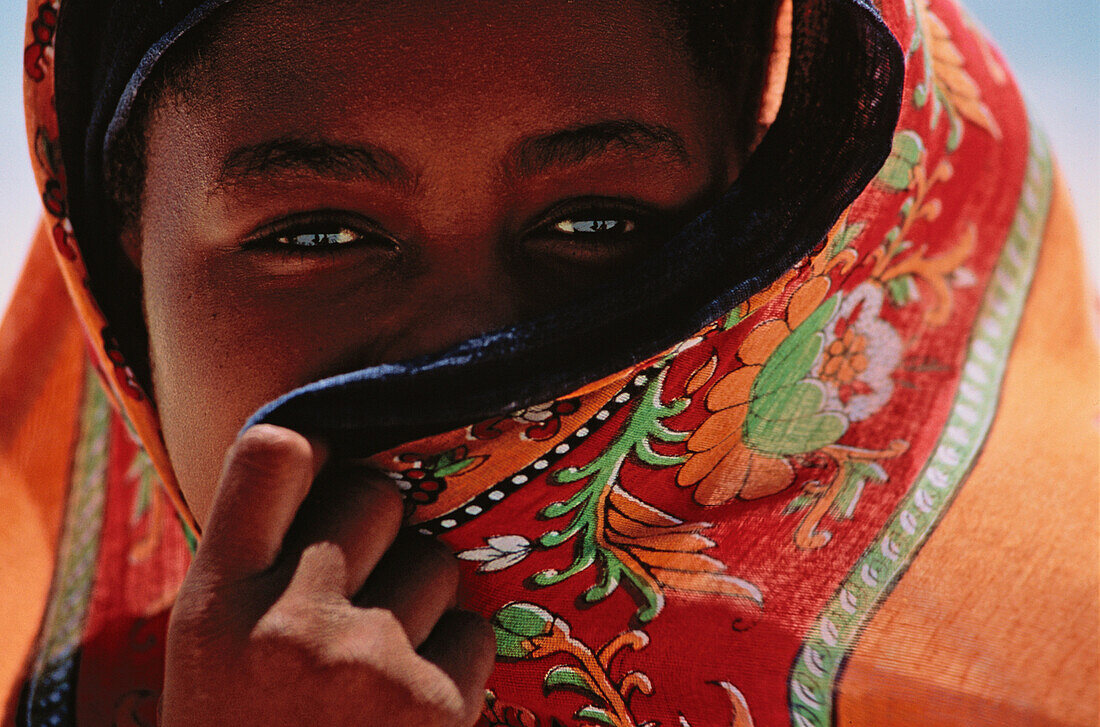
[213,137,415,193]
[211,119,690,193]
[507,120,691,177]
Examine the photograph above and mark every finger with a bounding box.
[199,425,328,580]
[352,533,460,647]
[281,465,404,598]
[417,610,496,725]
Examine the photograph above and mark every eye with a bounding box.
[522,198,674,272]
[241,212,397,257]
[274,228,361,248]
[550,218,637,236]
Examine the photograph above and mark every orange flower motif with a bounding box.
[815,282,903,419]
[675,211,861,508]
[677,273,832,506]
[820,328,870,386]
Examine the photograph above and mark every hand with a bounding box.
[161,425,495,726]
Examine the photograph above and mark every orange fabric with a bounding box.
[835,173,1100,726]
[0,223,85,712]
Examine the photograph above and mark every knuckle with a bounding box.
[252,601,343,673]
[418,538,461,592]
[229,425,312,481]
[388,664,465,726]
[255,595,320,643]
[417,688,466,726]
[454,610,496,656]
[170,573,255,639]
[245,602,472,723]
[251,603,306,650]
[360,606,410,646]
[330,465,405,531]
[296,539,347,580]
[364,477,405,525]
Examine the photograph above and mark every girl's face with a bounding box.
[137,0,746,524]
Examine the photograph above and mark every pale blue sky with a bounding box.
[1,3,1097,306]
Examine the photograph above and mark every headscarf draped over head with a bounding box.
[8,0,1097,724]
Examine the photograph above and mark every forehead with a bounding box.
[199,0,682,86]
[161,0,706,144]
[140,0,732,208]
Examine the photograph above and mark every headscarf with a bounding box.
[8,0,1098,724]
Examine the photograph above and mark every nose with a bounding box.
[380,223,524,358]
[429,240,521,333]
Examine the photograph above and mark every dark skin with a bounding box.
[131,0,754,723]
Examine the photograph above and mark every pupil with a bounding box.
[577,220,613,233]
[280,230,356,246]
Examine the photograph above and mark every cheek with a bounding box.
[142,245,343,525]
[141,238,474,523]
